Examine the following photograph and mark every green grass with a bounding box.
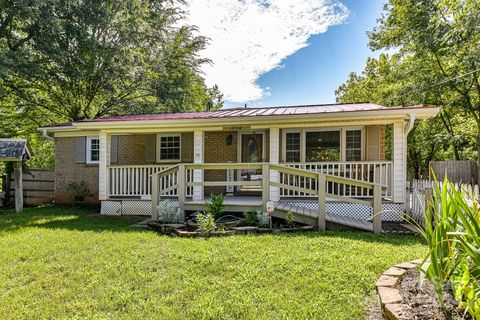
[0,207,426,319]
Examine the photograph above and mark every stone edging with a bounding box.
[376,259,422,320]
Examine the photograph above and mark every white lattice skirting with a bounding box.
[285,201,404,221]
[101,200,152,216]
[101,199,404,221]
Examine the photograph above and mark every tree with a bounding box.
[0,0,224,168]
[336,53,477,178]
[367,0,480,180]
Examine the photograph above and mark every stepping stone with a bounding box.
[395,262,417,269]
[384,304,410,320]
[376,275,399,287]
[383,267,407,277]
[377,287,402,306]
[410,259,423,265]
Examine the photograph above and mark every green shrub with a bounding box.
[156,200,180,223]
[206,193,225,219]
[196,211,216,234]
[409,178,480,318]
[286,211,295,228]
[66,181,89,203]
[243,210,259,226]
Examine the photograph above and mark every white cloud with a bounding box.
[184,0,349,102]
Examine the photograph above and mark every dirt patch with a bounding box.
[399,269,468,320]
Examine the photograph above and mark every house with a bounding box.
[39,103,439,232]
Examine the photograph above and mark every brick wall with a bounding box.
[54,137,100,205]
[204,131,238,195]
[117,135,145,164]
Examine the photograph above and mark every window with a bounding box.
[86,136,100,164]
[285,132,301,162]
[345,130,362,161]
[158,134,180,161]
[305,131,340,162]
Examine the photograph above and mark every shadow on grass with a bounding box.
[0,206,146,233]
[0,206,425,247]
[266,229,425,246]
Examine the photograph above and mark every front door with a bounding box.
[239,134,263,193]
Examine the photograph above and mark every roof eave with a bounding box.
[40,106,440,132]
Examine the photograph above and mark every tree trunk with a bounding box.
[477,132,480,185]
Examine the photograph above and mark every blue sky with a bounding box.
[185,0,386,108]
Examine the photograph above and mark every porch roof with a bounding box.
[39,102,439,131]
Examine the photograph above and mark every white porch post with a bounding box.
[269,128,280,201]
[193,130,204,201]
[392,121,406,203]
[99,132,111,200]
[14,161,23,213]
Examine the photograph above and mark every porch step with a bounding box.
[274,201,374,232]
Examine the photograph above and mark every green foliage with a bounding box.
[196,211,216,234]
[206,193,225,220]
[336,0,480,178]
[285,211,295,228]
[66,181,89,200]
[243,210,259,226]
[409,178,480,318]
[0,0,224,169]
[0,206,427,319]
[156,199,180,223]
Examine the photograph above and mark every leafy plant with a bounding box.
[407,178,480,318]
[206,193,225,220]
[196,211,216,234]
[156,200,180,223]
[243,210,259,226]
[285,211,295,228]
[256,211,270,227]
[66,181,89,202]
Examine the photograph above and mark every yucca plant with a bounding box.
[407,177,480,318]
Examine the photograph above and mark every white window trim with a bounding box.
[343,127,365,162]
[86,136,100,164]
[156,133,181,162]
[281,127,365,163]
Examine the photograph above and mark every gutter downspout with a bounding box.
[41,128,55,141]
[405,113,416,134]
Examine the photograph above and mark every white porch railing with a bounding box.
[107,161,392,199]
[282,161,392,198]
[108,164,193,198]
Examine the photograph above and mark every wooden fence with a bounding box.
[430,160,478,184]
[6,169,54,206]
[405,179,479,227]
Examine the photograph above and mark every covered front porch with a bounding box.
[97,121,408,231]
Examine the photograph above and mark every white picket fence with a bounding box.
[405,179,479,227]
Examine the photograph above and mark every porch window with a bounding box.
[158,134,181,161]
[86,136,100,164]
[305,131,340,162]
[285,132,301,162]
[345,130,362,161]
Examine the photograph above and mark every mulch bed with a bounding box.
[399,269,468,320]
[366,268,470,320]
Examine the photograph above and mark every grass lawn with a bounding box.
[0,207,426,319]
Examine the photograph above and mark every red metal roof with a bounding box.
[75,103,431,123]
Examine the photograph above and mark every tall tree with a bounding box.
[0,0,223,168]
[367,0,480,180]
[0,0,223,122]
[336,53,477,178]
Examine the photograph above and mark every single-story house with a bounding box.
[39,102,439,232]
